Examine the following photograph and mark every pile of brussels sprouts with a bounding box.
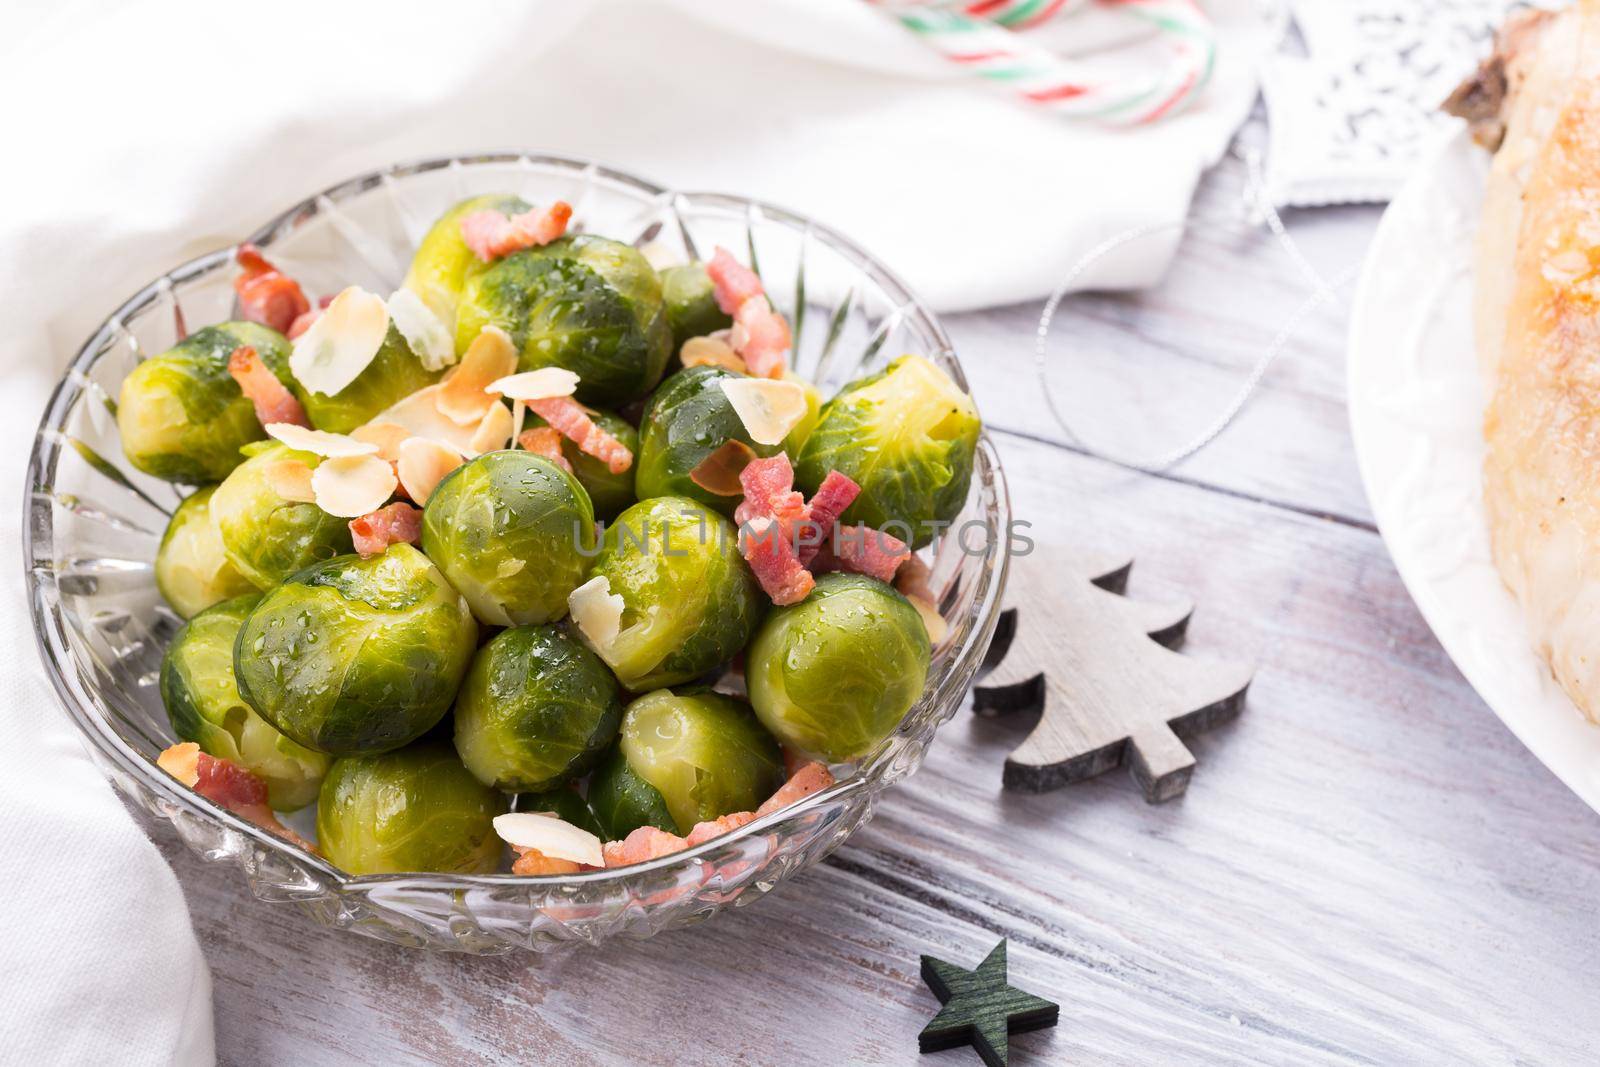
[131,193,982,876]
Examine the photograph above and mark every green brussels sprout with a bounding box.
[794,354,981,549]
[453,624,623,792]
[454,235,673,406]
[210,442,353,590]
[635,366,777,515]
[586,744,675,840]
[160,595,331,810]
[659,262,732,350]
[117,322,292,483]
[588,689,783,835]
[519,785,608,841]
[420,450,595,627]
[155,485,257,618]
[297,323,442,434]
[584,496,762,690]
[746,572,930,762]
[235,544,477,757]
[402,193,530,327]
[525,408,638,521]
[317,743,507,875]
[778,371,823,456]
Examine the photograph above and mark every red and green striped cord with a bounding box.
[871,0,1216,125]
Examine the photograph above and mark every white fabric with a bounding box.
[0,1,1277,1061]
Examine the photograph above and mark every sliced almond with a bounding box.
[386,287,456,372]
[719,377,808,447]
[289,286,390,397]
[397,437,464,505]
[265,422,379,459]
[471,401,515,453]
[688,439,757,496]
[263,458,317,503]
[487,367,579,402]
[438,326,518,426]
[568,575,625,652]
[680,334,746,373]
[375,385,482,455]
[311,454,398,518]
[157,742,201,787]
[493,812,604,868]
[349,421,412,463]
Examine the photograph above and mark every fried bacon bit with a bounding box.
[234,244,311,335]
[601,826,689,868]
[157,743,316,852]
[731,298,791,379]
[734,454,806,531]
[823,525,912,583]
[517,426,574,474]
[685,811,758,847]
[510,846,582,876]
[680,333,747,374]
[688,439,757,496]
[228,345,309,428]
[460,201,573,262]
[287,295,335,340]
[741,516,815,606]
[348,502,422,558]
[796,470,860,565]
[527,396,633,474]
[756,761,836,818]
[707,246,765,315]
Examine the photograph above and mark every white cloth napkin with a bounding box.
[0,1,1277,1061]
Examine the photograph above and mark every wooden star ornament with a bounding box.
[919,940,1059,1065]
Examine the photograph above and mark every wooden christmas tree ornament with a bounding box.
[974,544,1251,802]
[919,940,1059,1066]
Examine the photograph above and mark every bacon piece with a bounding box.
[157,743,316,852]
[781,745,810,778]
[228,345,309,428]
[731,297,790,379]
[601,825,689,868]
[527,396,633,475]
[234,243,310,335]
[684,811,757,847]
[796,470,860,565]
[510,845,582,876]
[517,426,575,474]
[287,294,335,340]
[348,502,422,558]
[688,439,757,497]
[706,246,765,315]
[756,761,836,818]
[821,525,912,583]
[459,201,573,262]
[734,453,806,531]
[741,516,814,606]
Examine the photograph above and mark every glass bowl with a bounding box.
[22,153,1011,953]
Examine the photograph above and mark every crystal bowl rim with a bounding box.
[22,149,1011,891]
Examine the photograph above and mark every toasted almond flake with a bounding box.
[397,437,464,505]
[719,377,808,446]
[374,385,483,455]
[264,458,317,503]
[568,575,625,651]
[289,286,390,397]
[688,439,757,496]
[349,421,412,463]
[493,812,604,868]
[471,401,515,453]
[487,367,580,402]
[157,741,201,787]
[311,454,398,518]
[265,422,379,458]
[908,594,948,646]
[680,334,747,373]
[438,326,518,426]
[386,287,456,372]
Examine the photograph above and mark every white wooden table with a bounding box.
[144,153,1600,1066]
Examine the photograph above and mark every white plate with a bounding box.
[1347,129,1600,812]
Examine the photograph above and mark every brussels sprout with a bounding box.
[155,485,256,618]
[659,262,732,351]
[746,572,929,762]
[297,323,442,433]
[588,689,783,835]
[584,496,762,690]
[526,408,638,521]
[160,595,331,810]
[117,322,292,483]
[210,442,353,589]
[317,742,507,875]
[453,625,623,792]
[794,354,981,549]
[519,785,608,841]
[235,544,477,757]
[420,450,595,627]
[778,371,822,456]
[635,366,777,515]
[454,235,673,406]
[402,193,530,327]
